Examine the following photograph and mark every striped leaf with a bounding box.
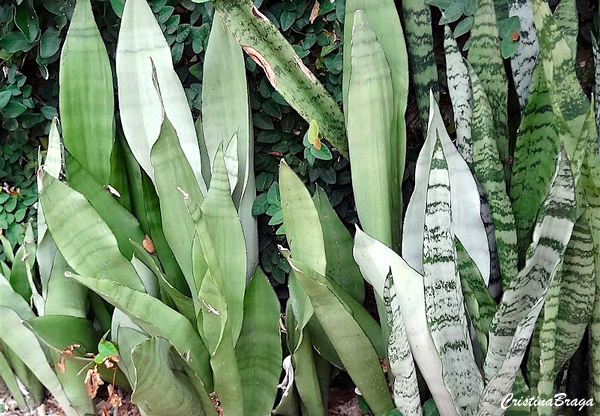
[202,13,258,278]
[382,274,422,416]
[59,0,113,185]
[456,239,497,354]
[508,0,540,109]
[510,63,560,254]
[469,66,518,290]
[353,229,459,416]
[484,149,576,382]
[443,26,473,164]
[343,0,409,172]
[422,139,483,416]
[40,173,144,292]
[346,10,396,248]
[552,0,578,62]
[478,298,545,416]
[404,93,490,286]
[468,0,510,167]
[116,0,206,191]
[212,0,346,156]
[530,0,590,159]
[400,0,439,130]
[593,36,600,151]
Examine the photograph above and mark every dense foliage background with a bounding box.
[0,0,596,292]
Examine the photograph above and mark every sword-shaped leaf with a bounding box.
[422,139,483,416]
[383,275,422,416]
[151,116,204,302]
[287,257,395,416]
[485,149,576,381]
[59,0,113,185]
[469,66,518,290]
[510,64,560,254]
[593,36,600,150]
[116,0,205,190]
[0,306,78,416]
[212,0,346,155]
[398,0,439,130]
[508,0,540,109]
[346,11,397,249]
[353,229,459,416]
[312,187,365,304]
[443,27,473,164]
[468,0,510,166]
[40,173,144,292]
[66,155,145,260]
[235,268,282,416]
[131,337,208,416]
[552,0,577,62]
[0,349,26,410]
[404,94,490,285]
[66,273,213,392]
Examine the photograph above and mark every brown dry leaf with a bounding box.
[143,235,156,254]
[108,384,123,408]
[310,0,320,23]
[84,366,104,399]
[56,357,66,373]
[61,343,81,357]
[100,406,110,416]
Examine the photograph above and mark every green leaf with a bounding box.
[497,16,520,39]
[453,16,474,37]
[60,0,113,185]
[2,101,27,118]
[40,173,144,291]
[26,315,99,355]
[195,147,247,343]
[312,187,364,303]
[468,0,510,167]
[484,150,576,395]
[0,307,78,416]
[469,66,518,290]
[213,0,347,156]
[500,38,519,58]
[288,257,395,416]
[39,27,61,59]
[151,116,204,301]
[0,91,11,110]
[346,11,398,248]
[236,268,283,416]
[131,337,213,416]
[0,349,27,410]
[15,0,39,43]
[279,162,326,275]
[117,0,206,190]
[66,155,145,260]
[67,273,214,392]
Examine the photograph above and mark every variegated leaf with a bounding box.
[593,36,600,151]
[469,66,518,290]
[485,149,576,382]
[443,27,472,164]
[423,140,483,416]
[354,229,459,416]
[510,63,560,254]
[403,94,490,286]
[400,0,439,130]
[383,274,422,416]
[508,0,540,109]
[468,0,510,166]
[552,0,578,62]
